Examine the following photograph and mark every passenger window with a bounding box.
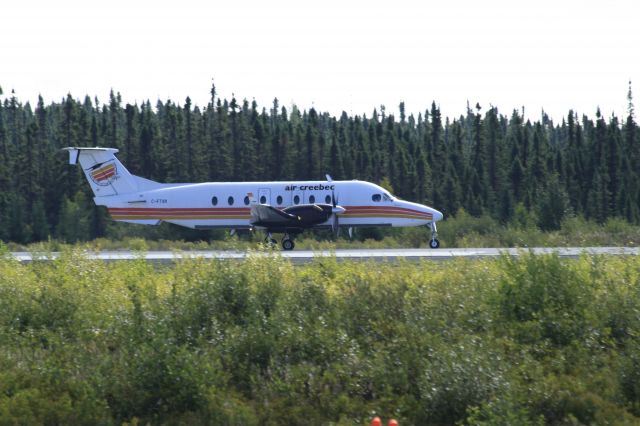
[309,195,315,203]
[277,195,283,205]
[294,195,300,204]
[325,195,331,204]
[211,196,218,206]
[228,196,234,206]
[244,196,250,205]
[372,194,382,202]
[260,195,267,204]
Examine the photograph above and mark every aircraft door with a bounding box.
[258,188,271,205]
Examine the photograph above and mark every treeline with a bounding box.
[0,83,638,243]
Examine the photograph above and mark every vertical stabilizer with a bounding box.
[64,147,149,197]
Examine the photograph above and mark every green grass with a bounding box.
[0,250,639,424]
[6,211,640,253]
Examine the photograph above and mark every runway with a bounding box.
[9,247,640,264]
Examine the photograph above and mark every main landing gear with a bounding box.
[265,233,277,246]
[265,232,296,250]
[281,236,295,251]
[429,222,440,249]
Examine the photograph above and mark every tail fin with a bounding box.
[64,147,159,197]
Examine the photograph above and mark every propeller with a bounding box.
[324,175,345,237]
[330,187,345,237]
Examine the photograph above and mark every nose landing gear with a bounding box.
[429,222,440,249]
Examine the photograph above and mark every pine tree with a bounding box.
[304,108,318,179]
[470,103,488,213]
[184,97,193,180]
[124,103,139,172]
[586,168,610,223]
[537,174,570,231]
[528,123,548,199]
[624,81,639,220]
[238,99,257,181]
[428,102,445,207]
[588,109,612,218]
[138,101,155,178]
[212,99,231,181]
[484,106,504,216]
[0,95,10,241]
[329,136,344,179]
[108,90,122,150]
[415,144,431,204]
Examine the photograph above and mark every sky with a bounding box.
[2,0,639,122]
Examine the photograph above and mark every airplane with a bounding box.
[64,147,444,250]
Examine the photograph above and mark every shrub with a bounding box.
[416,335,510,425]
[495,253,595,346]
[1,252,640,424]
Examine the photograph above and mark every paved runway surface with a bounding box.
[9,247,640,264]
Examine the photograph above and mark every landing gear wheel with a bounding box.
[428,222,440,249]
[265,237,277,246]
[282,239,295,251]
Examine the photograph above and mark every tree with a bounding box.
[56,192,90,242]
[537,174,571,231]
[1,86,640,245]
[124,103,139,172]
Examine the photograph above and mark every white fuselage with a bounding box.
[98,180,443,231]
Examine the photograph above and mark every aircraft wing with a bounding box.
[250,204,300,226]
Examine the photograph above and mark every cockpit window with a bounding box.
[383,193,393,202]
[372,194,382,202]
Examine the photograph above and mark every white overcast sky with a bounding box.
[2,0,639,121]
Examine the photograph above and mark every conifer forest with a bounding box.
[0,83,639,244]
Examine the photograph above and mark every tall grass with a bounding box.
[0,251,639,424]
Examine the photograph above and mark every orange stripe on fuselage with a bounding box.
[109,208,250,215]
[344,210,432,217]
[109,207,250,211]
[111,215,250,220]
[107,206,432,222]
[343,206,432,219]
[108,207,251,221]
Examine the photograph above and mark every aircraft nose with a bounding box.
[432,209,443,222]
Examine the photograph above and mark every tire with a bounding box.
[282,239,295,251]
[265,237,277,246]
[429,238,440,249]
